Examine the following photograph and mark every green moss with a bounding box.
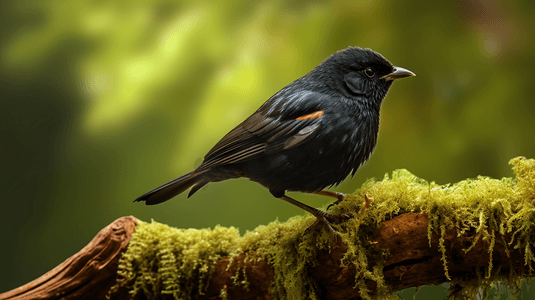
[111,222,242,299]
[110,157,535,299]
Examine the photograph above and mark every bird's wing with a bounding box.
[193,91,328,173]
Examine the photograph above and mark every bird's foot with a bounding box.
[304,210,353,237]
[358,195,374,220]
[326,198,345,211]
[312,191,346,211]
[277,194,352,238]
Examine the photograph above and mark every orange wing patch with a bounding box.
[296,111,324,121]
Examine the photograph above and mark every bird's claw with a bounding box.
[326,199,342,211]
[304,211,353,238]
[325,192,347,211]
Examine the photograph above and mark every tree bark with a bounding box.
[0,214,530,300]
[0,216,138,300]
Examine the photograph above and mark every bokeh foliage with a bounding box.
[1,0,534,297]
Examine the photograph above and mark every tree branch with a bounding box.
[1,213,531,300]
[0,216,138,300]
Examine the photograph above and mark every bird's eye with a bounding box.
[364,67,375,78]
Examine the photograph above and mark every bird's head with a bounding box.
[310,47,415,105]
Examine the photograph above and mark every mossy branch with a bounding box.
[2,157,535,300]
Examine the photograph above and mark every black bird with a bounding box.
[135,47,414,234]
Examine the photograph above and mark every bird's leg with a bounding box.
[314,190,347,211]
[278,194,352,236]
[358,195,374,220]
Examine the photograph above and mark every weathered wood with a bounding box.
[0,216,138,300]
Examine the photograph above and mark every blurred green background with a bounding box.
[1,0,534,298]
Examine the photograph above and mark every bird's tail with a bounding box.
[134,172,207,205]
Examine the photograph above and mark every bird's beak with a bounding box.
[380,67,415,81]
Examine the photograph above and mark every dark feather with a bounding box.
[134,172,199,205]
[195,92,327,173]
